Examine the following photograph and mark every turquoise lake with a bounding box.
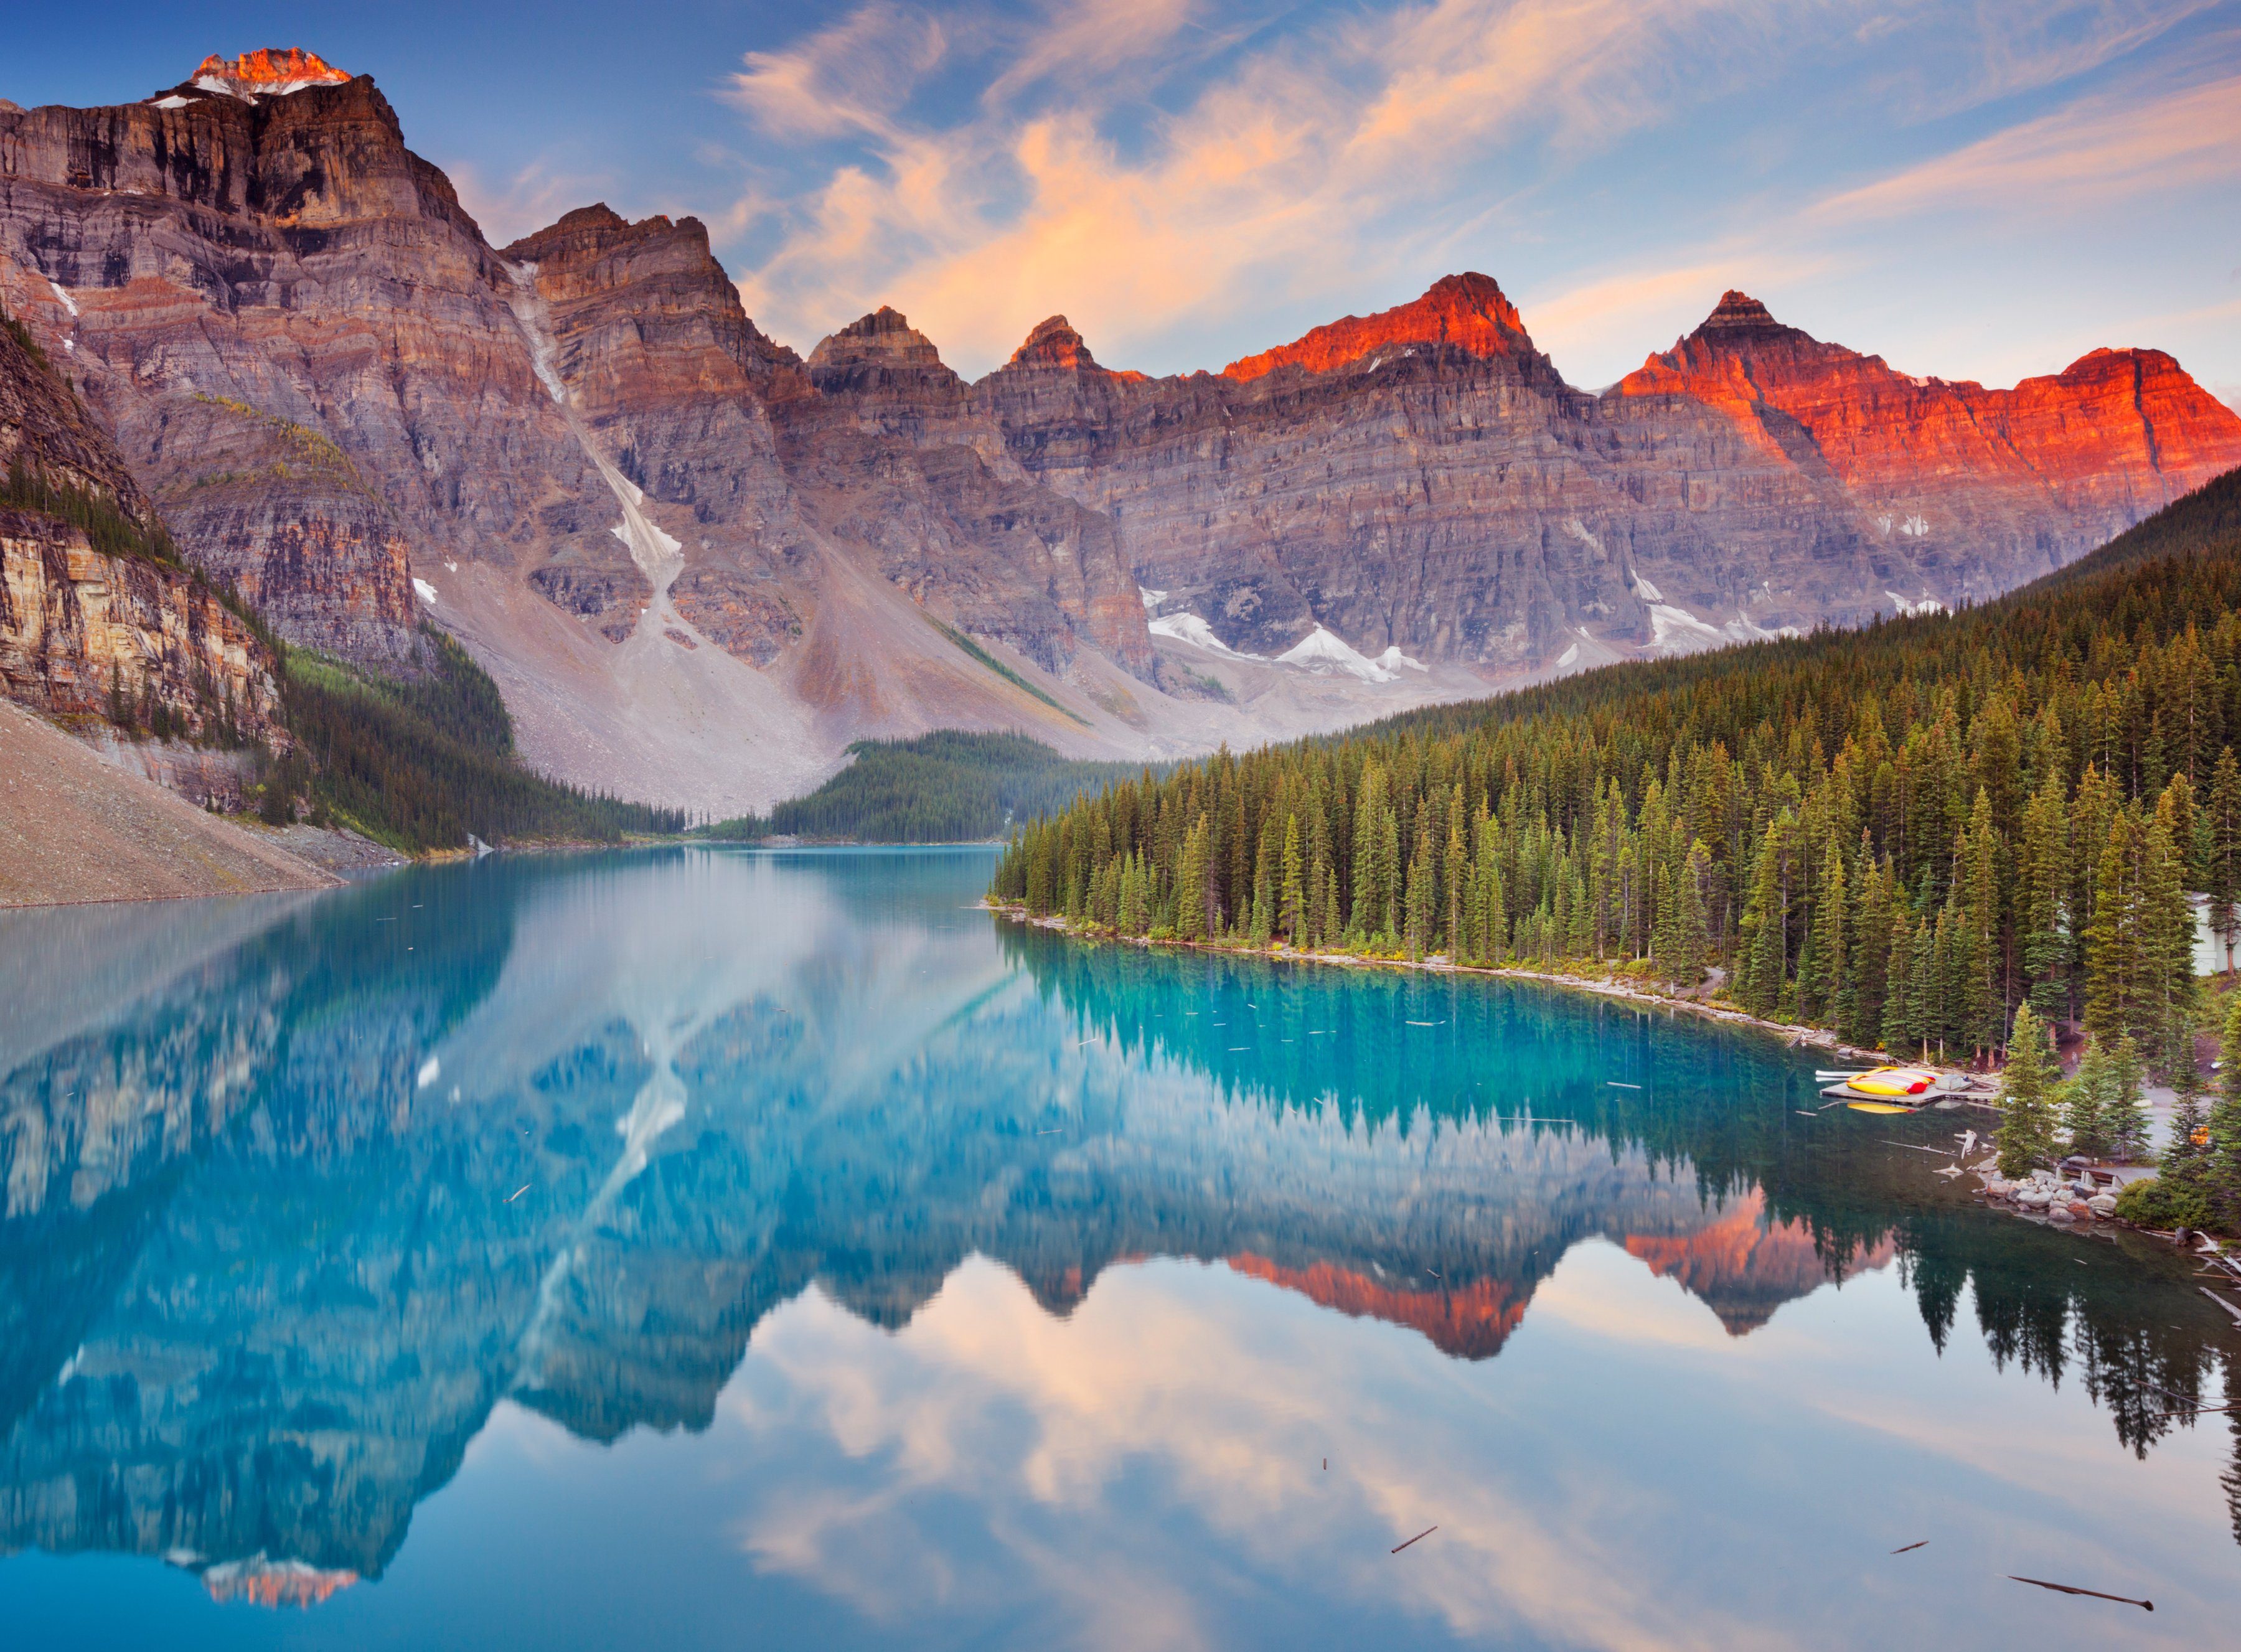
[0,846,2235,1648]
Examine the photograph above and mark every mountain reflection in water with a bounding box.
[1,847,2235,1650]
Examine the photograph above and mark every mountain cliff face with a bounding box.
[4,54,2237,810]
[968,279,2241,667]
[1616,291,2241,586]
[0,302,281,739]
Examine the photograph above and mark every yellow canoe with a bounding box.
[1845,1066,1938,1097]
[1846,1101,1914,1115]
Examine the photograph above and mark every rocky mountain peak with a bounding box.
[1689,289,1799,347]
[1219,271,1530,382]
[810,307,946,370]
[1010,316,1098,371]
[189,48,351,100]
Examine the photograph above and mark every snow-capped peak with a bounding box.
[187,48,350,101]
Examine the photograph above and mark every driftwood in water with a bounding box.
[2006,1576,2151,1611]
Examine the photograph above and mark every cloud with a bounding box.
[727,0,1792,373]
[982,0,1206,105]
[1880,0,2229,115]
[724,0,952,142]
[1818,71,2241,220]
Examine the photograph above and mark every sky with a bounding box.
[6,2,2239,398]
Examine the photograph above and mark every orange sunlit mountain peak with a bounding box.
[1220,272,1531,382]
[192,48,351,98]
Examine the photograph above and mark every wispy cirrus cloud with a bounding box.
[1818,70,2241,219]
[725,0,956,141]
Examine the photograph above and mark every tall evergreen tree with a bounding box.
[2206,748,2241,973]
[1280,813,1305,942]
[2064,1037,2113,1162]
[1998,1003,2062,1177]
[2106,1034,2151,1162]
[2160,1010,2213,1226]
[2211,996,2241,1233]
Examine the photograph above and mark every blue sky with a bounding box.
[7,2,2238,397]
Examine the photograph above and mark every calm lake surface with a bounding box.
[1,847,2235,1649]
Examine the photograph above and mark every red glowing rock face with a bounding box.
[1220,272,1531,382]
[192,48,352,96]
[1623,1191,1897,1336]
[1619,292,2241,533]
[1226,1253,1531,1359]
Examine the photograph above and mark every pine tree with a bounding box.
[2018,772,2070,1024]
[1881,913,1916,1055]
[2210,995,2241,1233]
[2064,1037,2112,1162]
[2160,1010,2214,1226]
[1404,815,1435,959]
[1670,839,1711,988]
[1803,838,1848,1028]
[1958,789,1999,1057]
[1177,814,1212,941]
[1998,1002,2062,1177]
[2107,1034,2151,1162]
[2207,748,2241,974]
[1279,814,1304,943]
[2141,784,2201,1070]
[2083,812,2139,1047]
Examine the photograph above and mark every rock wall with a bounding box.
[0,509,281,739]
[4,58,2239,804]
[1,278,281,741]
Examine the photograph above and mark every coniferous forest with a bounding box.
[994,470,2241,1091]
[700,731,1157,844]
[278,636,685,852]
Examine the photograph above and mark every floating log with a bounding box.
[2007,1576,2151,1611]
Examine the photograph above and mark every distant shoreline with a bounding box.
[980,901,1893,1065]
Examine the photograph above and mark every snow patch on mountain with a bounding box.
[1278,626,1418,682]
[1646,601,1725,652]
[1149,612,1261,658]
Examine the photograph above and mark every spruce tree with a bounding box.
[2019,773,2070,1022]
[1671,839,1711,988]
[2207,748,2241,974]
[1998,1003,2061,1177]
[2142,786,2201,1070]
[2084,812,2139,1046]
[2064,1037,2112,1162]
[1177,814,1211,941]
[1279,814,1304,942]
[2210,995,2241,1233]
[2107,1034,2151,1162]
[2161,1010,2213,1226]
[1881,914,1916,1055]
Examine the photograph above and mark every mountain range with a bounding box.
[4,50,2239,814]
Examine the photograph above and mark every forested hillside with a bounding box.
[994,467,2241,1072]
[278,636,685,852]
[702,731,1156,843]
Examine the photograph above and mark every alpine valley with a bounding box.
[5,49,2240,817]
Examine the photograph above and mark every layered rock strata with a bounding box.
[4,55,2239,809]
[1,293,281,739]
